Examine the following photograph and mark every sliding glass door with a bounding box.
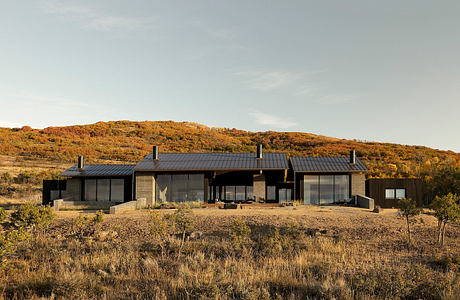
[156,174,205,203]
[303,174,350,205]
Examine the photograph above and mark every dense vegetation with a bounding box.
[0,120,459,198]
[1,205,459,299]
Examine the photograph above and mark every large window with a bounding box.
[334,175,350,202]
[97,179,110,202]
[320,176,334,205]
[85,179,97,201]
[303,175,350,205]
[303,175,319,205]
[278,188,292,202]
[156,174,204,203]
[266,186,276,201]
[111,179,125,202]
[84,178,125,202]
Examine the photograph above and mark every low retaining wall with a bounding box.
[54,199,115,211]
[109,198,147,214]
[356,195,375,210]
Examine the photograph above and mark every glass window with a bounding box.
[225,186,235,201]
[156,175,171,203]
[279,188,286,202]
[85,179,97,201]
[385,189,395,199]
[266,186,276,201]
[286,189,291,202]
[304,175,319,205]
[171,175,188,202]
[334,175,349,202]
[187,174,204,202]
[320,175,334,205]
[246,186,254,201]
[97,179,110,202]
[235,186,245,201]
[396,189,406,199]
[111,179,124,202]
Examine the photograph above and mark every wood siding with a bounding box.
[366,178,423,208]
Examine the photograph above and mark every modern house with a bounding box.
[291,151,368,205]
[47,145,377,207]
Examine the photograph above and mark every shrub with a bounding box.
[430,193,460,246]
[229,218,252,251]
[11,203,55,230]
[71,210,104,239]
[168,206,196,255]
[397,198,422,246]
[149,210,170,256]
[0,228,30,267]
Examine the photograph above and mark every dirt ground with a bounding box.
[52,205,458,254]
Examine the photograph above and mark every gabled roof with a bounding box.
[290,156,368,173]
[134,153,289,171]
[60,164,136,177]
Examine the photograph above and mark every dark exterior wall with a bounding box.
[42,180,67,205]
[60,176,133,203]
[366,178,423,208]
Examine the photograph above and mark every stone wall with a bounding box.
[135,172,155,206]
[253,174,266,202]
[351,173,366,196]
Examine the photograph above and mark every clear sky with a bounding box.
[1,1,459,152]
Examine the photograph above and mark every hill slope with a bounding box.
[0,120,459,178]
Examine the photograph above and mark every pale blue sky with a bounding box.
[1,1,459,152]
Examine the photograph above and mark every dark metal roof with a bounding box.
[290,156,368,173]
[60,164,136,177]
[134,153,289,171]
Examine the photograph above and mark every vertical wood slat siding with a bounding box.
[366,178,423,208]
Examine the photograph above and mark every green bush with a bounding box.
[397,198,422,246]
[430,193,460,246]
[11,203,55,229]
[229,218,252,251]
[0,228,30,267]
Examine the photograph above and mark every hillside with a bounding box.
[0,120,459,180]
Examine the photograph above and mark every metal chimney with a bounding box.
[77,156,84,170]
[350,150,356,165]
[153,146,159,160]
[257,144,263,159]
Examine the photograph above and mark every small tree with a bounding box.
[430,193,460,246]
[229,217,252,250]
[169,206,196,255]
[397,198,423,246]
[149,210,170,257]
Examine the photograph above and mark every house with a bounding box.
[48,145,378,207]
[54,156,135,204]
[291,150,368,205]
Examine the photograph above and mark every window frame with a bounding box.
[385,188,406,200]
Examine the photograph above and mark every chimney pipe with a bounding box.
[153,146,159,160]
[257,144,263,159]
[78,156,84,170]
[350,150,356,165]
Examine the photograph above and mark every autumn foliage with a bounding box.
[0,120,459,182]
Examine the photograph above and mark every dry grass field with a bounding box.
[1,205,459,299]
